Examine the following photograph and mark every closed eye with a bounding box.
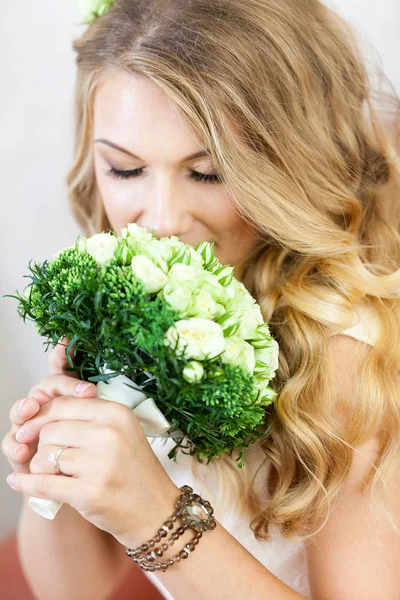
[106,167,223,184]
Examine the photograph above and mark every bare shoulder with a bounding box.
[304,334,400,599]
[304,433,400,599]
[327,333,371,376]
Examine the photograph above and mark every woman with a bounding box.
[3,0,400,598]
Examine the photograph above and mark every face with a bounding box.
[93,72,258,273]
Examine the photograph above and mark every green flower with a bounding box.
[182,361,204,383]
[77,0,115,24]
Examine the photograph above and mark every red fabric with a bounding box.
[0,531,36,600]
[0,530,164,600]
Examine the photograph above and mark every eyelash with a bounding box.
[106,167,223,184]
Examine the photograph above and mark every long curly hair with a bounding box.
[66,0,400,542]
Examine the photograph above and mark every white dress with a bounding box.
[144,303,380,599]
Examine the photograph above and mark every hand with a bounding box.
[6,374,180,549]
[1,337,80,475]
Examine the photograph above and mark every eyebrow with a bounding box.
[94,138,211,163]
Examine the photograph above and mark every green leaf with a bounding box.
[88,372,120,383]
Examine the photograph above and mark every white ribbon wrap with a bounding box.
[28,369,183,519]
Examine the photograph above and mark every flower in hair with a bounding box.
[77,0,115,24]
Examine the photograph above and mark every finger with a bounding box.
[6,471,82,509]
[36,420,88,449]
[1,431,30,465]
[30,374,97,404]
[13,443,30,462]
[9,393,48,428]
[48,337,79,378]
[15,397,119,444]
[30,444,82,477]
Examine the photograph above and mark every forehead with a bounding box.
[93,71,207,162]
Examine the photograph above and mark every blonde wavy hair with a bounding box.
[67,0,400,542]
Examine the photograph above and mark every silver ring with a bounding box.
[48,446,68,474]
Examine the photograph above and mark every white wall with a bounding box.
[328,0,399,95]
[0,1,81,537]
[0,1,399,539]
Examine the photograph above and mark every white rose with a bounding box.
[131,255,168,294]
[137,239,174,273]
[250,323,273,348]
[167,263,202,292]
[216,307,258,339]
[223,288,261,338]
[220,337,243,363]
[187,247,204,269]
[240,341,256,375]
[122,223,154,245]
[237,311,262,339]
[84,233,119,266]
[253,382,279,404]
[251,303,265,325]
[254,339,279,378]
[214,303,226,320]
[223,279,237,300]
[164,318,226,361]
[216,311,240,337]
[188,289,218,319]
[213,264,235,287]
[160,235,186,253]
[200,271,229,304]
[195,240,216,265]
[163,282,193,314]
[225,279,256,309]
[221,337,255,375]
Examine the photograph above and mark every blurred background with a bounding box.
[0,0,399,594]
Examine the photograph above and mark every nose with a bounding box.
[135,173,192,240]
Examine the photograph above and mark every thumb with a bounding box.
[48,337,80,379]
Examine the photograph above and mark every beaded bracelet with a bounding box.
[125,485,217,572]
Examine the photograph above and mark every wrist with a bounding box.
[119,481,181,549]
[125,484,217,573]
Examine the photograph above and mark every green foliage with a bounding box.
[5,248,274,467]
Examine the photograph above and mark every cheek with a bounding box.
[209,196,257,262]
[203,188,237,225]
[96,173,142,231]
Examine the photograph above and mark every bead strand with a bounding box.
[126,485,217,573]
[125,510,183,559]
[132,531,203,572]
[143,525,190,563]
[126,486,194,558]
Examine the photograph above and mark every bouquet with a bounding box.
[6,223,279,519]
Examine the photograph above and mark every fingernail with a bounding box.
[75,382,93,395]
[7,473,17,487]
[16,429,25,442]
[19,398,27,413]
